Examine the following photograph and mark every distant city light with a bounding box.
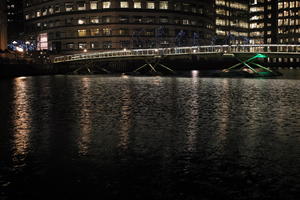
[16,46,24,52]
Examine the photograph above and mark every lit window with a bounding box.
[91,29,100,36]
[78,19,86,24]
[183,19,189,25]
[147,2,155,9]
[90,17,99,23]
[37,33,48,50]
[120,2,129,8]
[65,3,73,12]
[103,1,111,9]
[78,43,88,49]
[134,2,142,8]
[103,28,112,36]
[77,2,86,10]
[36,11,41,17]
[78,29,87,37]
[90,1,98,9]
[159,1,168,10]
[90,42,98,49]
[48,7,54,14]
[119,29,129,35]
[66,43,75,49]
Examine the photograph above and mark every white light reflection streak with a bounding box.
[12,77,31,165]
[118,85,132,151]
[78,77,93,156]
[186,71,199,153]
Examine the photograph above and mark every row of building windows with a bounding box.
[215,0,248,11]
[34,16,207,29]
[215,29,248,37]
[278,1,300,9]
[48,28,205,39]
[63,40,170,50]
[25,1,205,20]
[216,19,248,29]
[72,16,199,26]
[56,35,212,50]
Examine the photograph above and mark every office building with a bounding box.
[23,0,214,53]
[215,0,249,44]
[249,0,300,44]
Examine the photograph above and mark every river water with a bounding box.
[1,69,300,199]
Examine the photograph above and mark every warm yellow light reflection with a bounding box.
[78,78,92,155]
[216,79,230,148]
[186,76,199,153]
[12,77,31,163]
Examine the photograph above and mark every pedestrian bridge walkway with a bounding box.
[53,44,300,64]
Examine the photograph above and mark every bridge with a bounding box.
[53,44,300,74]
[53,44,300,63]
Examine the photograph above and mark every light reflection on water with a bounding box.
[118,84,132,151]
[0,71,300,199]
[77,77,93,156]
[11,77,31,167]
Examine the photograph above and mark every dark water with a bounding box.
[1,69,300,200]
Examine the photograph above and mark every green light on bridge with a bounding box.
[254,53,268,58]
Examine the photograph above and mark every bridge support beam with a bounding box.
[226,53,273,74]
[73,61,111,74]
[134,57,175,74]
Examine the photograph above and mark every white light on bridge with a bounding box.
[191,70,199,78]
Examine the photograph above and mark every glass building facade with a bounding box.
[249,0,300,44]
[24,0,214,53]
[214,0,249,44]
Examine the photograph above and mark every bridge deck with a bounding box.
[53,44,300,64]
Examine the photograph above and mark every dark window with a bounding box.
[103,41,112,49]
[159,17,169,24]
[119,16,129,23]
[66,43,75,49]
[102,16,111,23]
[133,16,143,23]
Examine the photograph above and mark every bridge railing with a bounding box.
[53,44,300,63]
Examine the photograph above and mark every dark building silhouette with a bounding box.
[0,0,7,50]
[7,0,24,42]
